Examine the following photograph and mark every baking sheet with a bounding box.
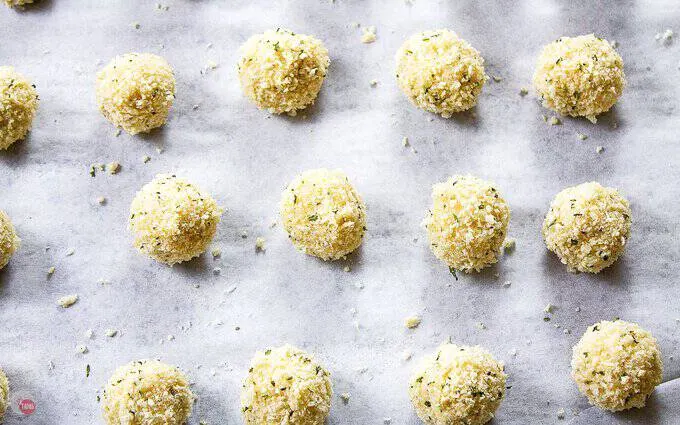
[1,0,679,423]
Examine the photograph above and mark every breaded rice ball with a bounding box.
[0,66,39,149]
[241,344,333,425]
[543,182,631,273]
[572,320,662,411]
[409,343,507,425]
[533,34,625,122]
[238,28,330,115]
[395,29,487,117]
[0,367,8,420]
[101,359,194,424]
[129,174,223,265]
[423,175,510,273]
[96,53,175,134]
[280,169,366,261]
[0,210,20,270]
[4,0,34,7]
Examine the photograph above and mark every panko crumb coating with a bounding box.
[96,53,175,134]
[0,66,38,149]
[241,344,333,425]
[533,34,625,122]
[0,367,8,421]
[543,182,631,273]
[0,210,20,270]
[101,359,194,425]
[280,169,366,261]
[238,28,330,115]
[129,174,223,265]
[395,29,487,117]
[423,175,510,273]
[3,0,34,7]
[571,320,662,411]
[409,343,507,425]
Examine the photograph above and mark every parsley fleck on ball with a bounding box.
[423,175,510,273]
[395,29,487,117]
[241,344,333,425]
[280,169,366,261]
[0,66,38,149]
[533,34,625,122]
[96,53,175,134]
[101,359,194,425]
[0,210,20,270]
[572,320,662,411]
[129,174,223,265]
[543,182,631,273]
[238,28,330,115]
[409,343,507,425]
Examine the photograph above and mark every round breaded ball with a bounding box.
[0,66,39,149]
[572,320,662,411]
[101,359,194,424]
[409,343,506,425]
[533,34,625,122]
[96,53,175,134]
[238,28,330,115]
[423,175,510,273]
[543,182,631,273]
[395,29,487,117]
[241,344,333,425]
[0,367,8,420]
[129,174,223,265]
[0,210,20,270]
[280,169,366,261]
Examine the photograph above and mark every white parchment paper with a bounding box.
[1,0,679,424]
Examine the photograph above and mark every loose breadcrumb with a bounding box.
[255,237,265,252]
[361,26,377,43]
[129,174,223,265]
[237,28,329,115]
[101,360,194,424]
[0,66,39,149]
[280,169,366,261]
[404,316,422,329]
[107,161,120,174]
[533,35,625,121]
[241,345,332,425]
[409,343,506,425]
[57,294,78,308]
[543,182,630,273]
[423,175,510,273]
[96,53,175,134]
[396,29,487,117]
[572,320,662,411]
[4,0,35,7]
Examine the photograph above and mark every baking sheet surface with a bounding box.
[1,0,679,424]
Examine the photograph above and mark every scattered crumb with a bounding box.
[361,26,377,43]
[404,315,421,329]
[47,266,55,276]
[369,79,379,87]
[255,237,266,252]
[343,265,351,272]
[66,248,75,256]
[105,329,118,337]
[84,329,94,339]
[97,196,106,205]
[656,29,673,45]
[131,22,141,29]
[544,303,554,314]
[492,75,502,82]
[577,133,588,141]
[114,129,122,137]
[241,230,248,239]
[596,146,605,154]
[167,334,175,341]
[402,136,410,147]
[476,322,487,330]
[402,350,413,361]
[211,248,221,258]
[76,344,88,354]
[557,408,566,419]
[340,393,351,404]
[519,87,528,96]
[509,348,518,357]
[107,161,120,174]
[142,155,151,163]
[548,116,561,126]
[503,238,516,252]
[502,280,512,288]
[57,294,79,308]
